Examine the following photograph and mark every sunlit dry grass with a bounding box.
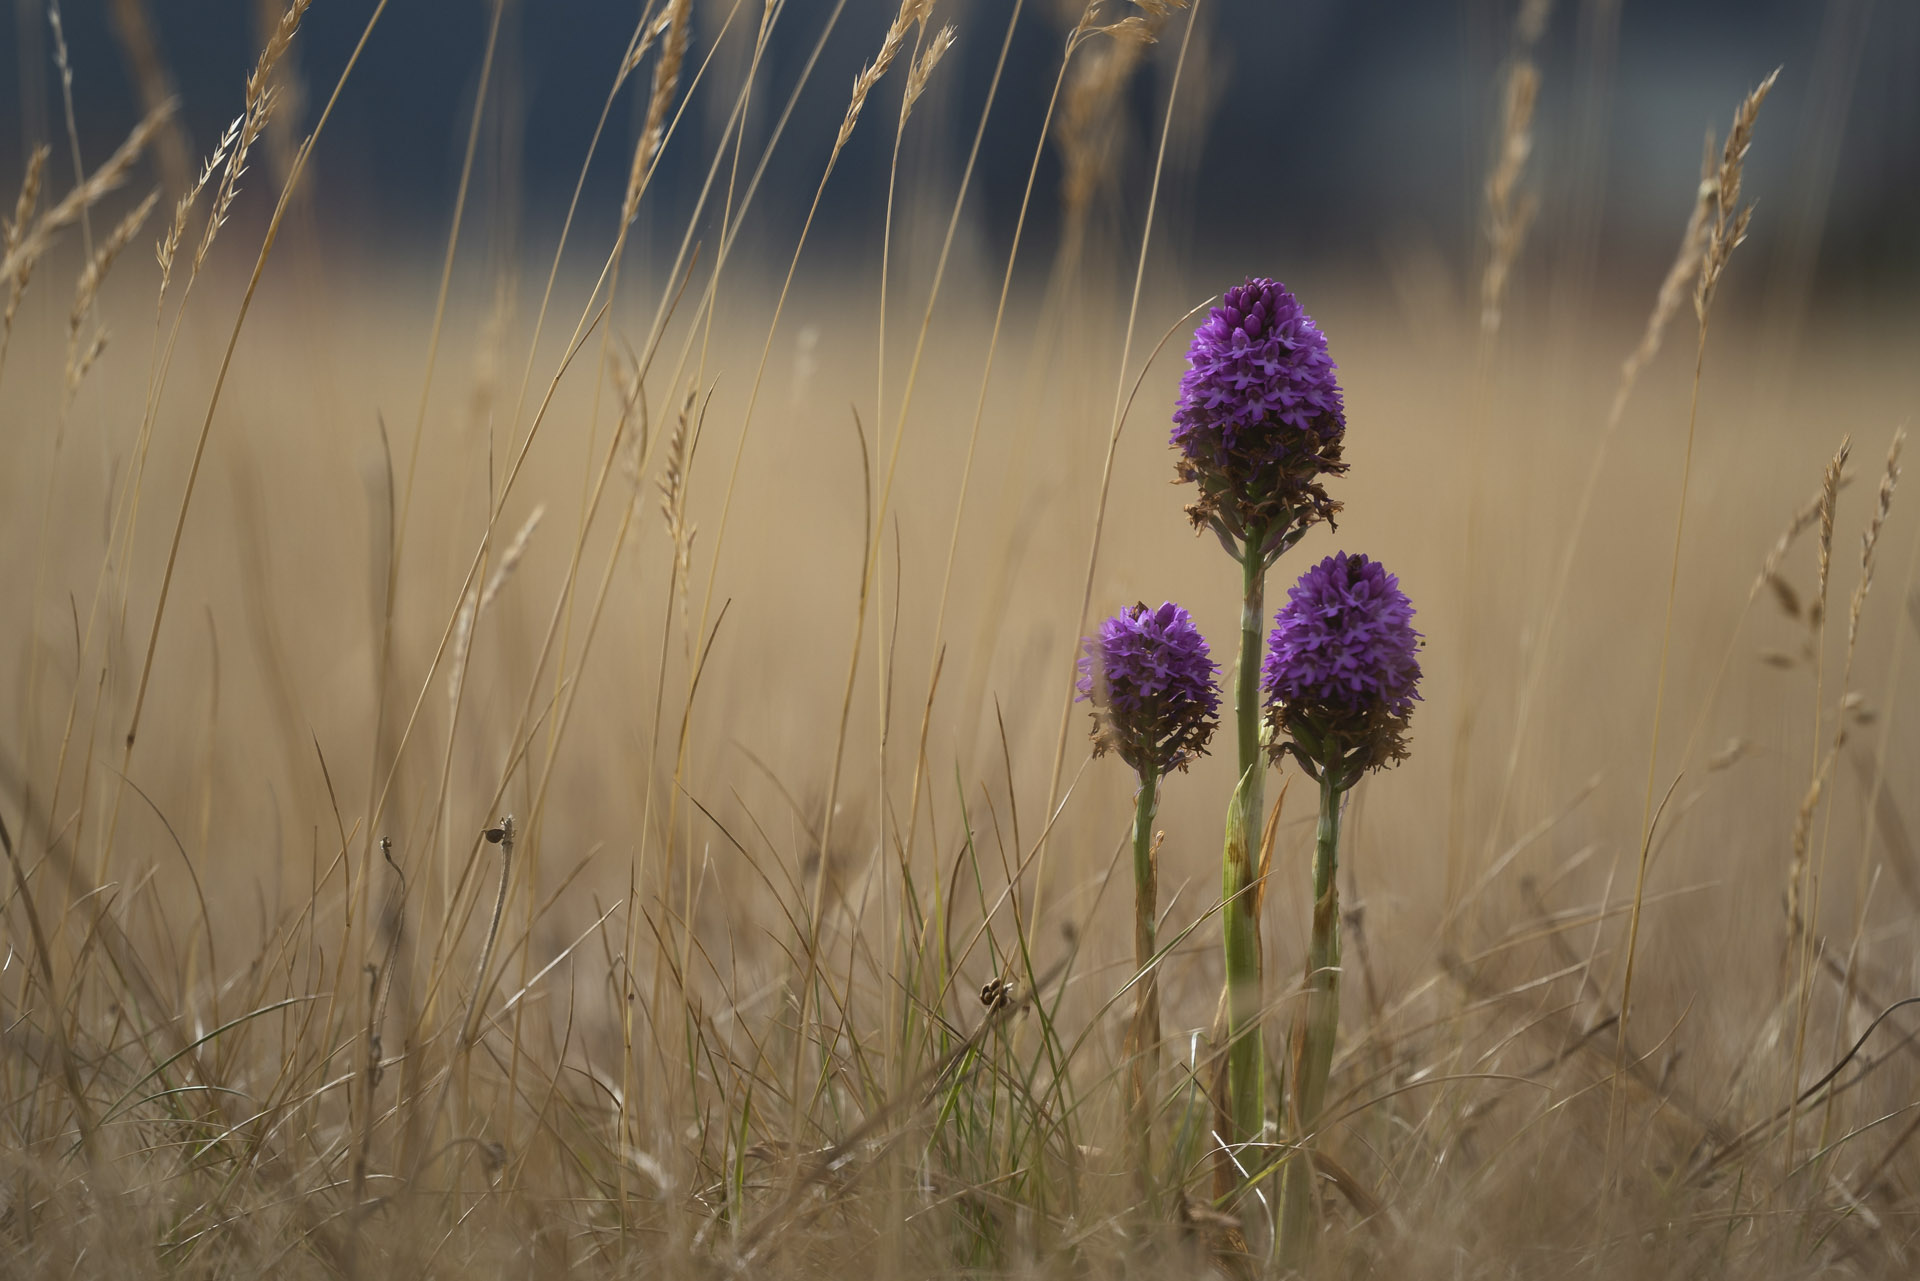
[2,1,1918,1277]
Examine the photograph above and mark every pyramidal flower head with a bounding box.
[1172,278,1348,551]
[1262,552,1421,783]
[1077,601,1221,775]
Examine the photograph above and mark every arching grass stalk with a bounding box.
[1262,553,1423,1265]
[1170,279,1350,1183]
[1075,602,1220,1199]
[1610,67,1777,1189]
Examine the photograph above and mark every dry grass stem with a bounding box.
[1481,60,1540,336]
[64,188,159,405]
[1845,430,1905,654]
[107,0,194,198]
[0,146,51,370]
[449,504,547,714]
[1612,65,1781,1186]
[47,0,92,259]
[3,8,1917,1280]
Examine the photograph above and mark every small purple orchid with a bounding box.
[1263,552,1422,783]
[1077,601,1221,776]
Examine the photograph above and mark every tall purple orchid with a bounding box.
[1172,278,1349,1176]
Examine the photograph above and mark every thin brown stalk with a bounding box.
[447,504,546,718]
[675,0,904,922]
[1786,441,1851,954]
[64,187,158,409]
[1480,61,1540,337]
[370,0,505,898]
[1483,131,1716,876]
[1450,4,1550,907]
[888,0,1029,885]
[0,809,100,1164]
[552,0,685,745]
[502,3,665,448]
[0,145,50,376]
[16,101,174,888]
[1035,0,1198,948]
[107,0,194,198]
[47,0,92,260]
[1610,66,1778,1189]
[1800,430,1903,1156]
[114,0,381,870]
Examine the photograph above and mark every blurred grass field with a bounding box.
[2,1,1919,1276]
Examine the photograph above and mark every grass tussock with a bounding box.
[1,3,1918,1278]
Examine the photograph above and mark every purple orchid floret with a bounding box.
[1077,601,1221,775]
[1172,278,1348,549]
[1262,552,1422,781]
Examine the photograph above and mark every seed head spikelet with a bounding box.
[66,187,159,402]
[626,0,690,225]
[1846,430,1902,655]
[836,0,931,160]
[1,146,50,364]
[1753,474,1847,610]
[1810,438,1849,632]
[449,505,544,714]
[1053,11,1166,246]
[189,0,309,276]
[1613,129,1717,427]
[4,148,48,268]
[1695,67,1779,323]
[618,4,676,86]
[156,113,239,303]
[1481,60,1540,337]
[0,101,175,287]
[902,24,955,123]
[658,384,700,621]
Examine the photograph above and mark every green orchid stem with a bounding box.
[1128,765,1160,1197]
[1223,538,1268,1182]
[1280,769,1346,1266]
[1237,537,1267,817]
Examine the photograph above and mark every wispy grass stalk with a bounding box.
[1609,65,1778,1187]
[1037,0,1197,945]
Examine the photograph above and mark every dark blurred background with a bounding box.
[6,0,1917,300]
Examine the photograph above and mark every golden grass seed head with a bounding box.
[902,24,956,124]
